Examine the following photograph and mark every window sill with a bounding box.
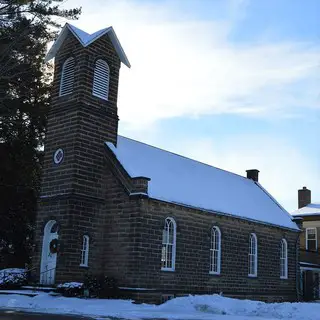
[248,274,257,278]
[209,271,221,276]
[161,268,175,272]
[92,93,109,101]
[280,276,288,280]
[80,264,88,268]
[58,93,74,100]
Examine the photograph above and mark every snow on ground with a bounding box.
[0,293,319,320]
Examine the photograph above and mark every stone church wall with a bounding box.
[124,198,300,303]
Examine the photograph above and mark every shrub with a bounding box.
[83,273,119,298]
[0,268,27,289]
[56,282,84,297]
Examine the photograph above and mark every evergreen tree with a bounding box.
[0,0,81,268]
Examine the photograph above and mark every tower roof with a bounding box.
[45,23,131,68]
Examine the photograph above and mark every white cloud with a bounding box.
[62,0,320,126]
[148,133,320,212]
[57,0,320,210]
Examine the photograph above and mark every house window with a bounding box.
[161,217,176,271]
[210,226,221,274]
[80,235,89,267]
[280,239,288,279]
[306,228,317,251]
[92,59,110,100]
[248,233,257,277]
[59,57,75,96]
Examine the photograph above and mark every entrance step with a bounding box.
[0,289,39,297]
[21,285,57,293]
[0,285,58,297]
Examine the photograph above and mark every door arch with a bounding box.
[40,220,59,285]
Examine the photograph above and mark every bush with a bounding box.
[0,268,27,289]
[84,273,119,298]
[56,282,84,297]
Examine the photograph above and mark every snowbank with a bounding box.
[0,293,319,320]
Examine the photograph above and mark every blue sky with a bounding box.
[63,0,319,212]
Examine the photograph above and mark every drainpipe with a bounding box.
[293,217,303,301]
[295,235,301,301]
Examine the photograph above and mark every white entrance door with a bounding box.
[40,220,59,285]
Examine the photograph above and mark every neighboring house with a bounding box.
[33,23,300,303]
[291,187,320,301]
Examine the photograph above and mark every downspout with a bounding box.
[293,217,303,301]
[295,234,301,301]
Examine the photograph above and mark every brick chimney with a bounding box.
[246,169,259,182]
[298,186,311,209]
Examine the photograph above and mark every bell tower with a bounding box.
[34,24,130,284]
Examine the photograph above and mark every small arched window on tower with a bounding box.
[59,57,75,96]
[92,59,110,100]
[80,235,89,267]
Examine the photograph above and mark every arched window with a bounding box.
[161,217,176,271]
[59,57,75,96]
[92,59,110,100]
[80,235,89,267]
[210,226,221,274]
[280,239,288,279]
[248,233,258,277]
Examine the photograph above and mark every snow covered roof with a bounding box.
[45,23,130,67]
[291,203,320,217]
[106,136,299,231]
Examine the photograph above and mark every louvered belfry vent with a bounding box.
[92,59,110,100]
[59,57,75,96]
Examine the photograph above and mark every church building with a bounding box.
[34,23,301,303]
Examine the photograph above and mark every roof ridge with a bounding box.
[45,23,130,67]
[106,135,299,230]
[67,23,111,46]
[308,203,320,207]
[118,135,250,182]
[66,23,89,45]
[255,182,292,218]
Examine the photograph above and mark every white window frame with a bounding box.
[248,233,258,277]
[280,239,288,279]
[209,226,221,275]
[306,228,317,251]
[161,217,176,272]
[59,57,75,96]
[92,59,110,100]
[80,235,89,267]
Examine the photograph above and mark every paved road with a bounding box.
[0,310,95,320]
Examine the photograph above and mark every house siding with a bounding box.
[298,218,320,252]
[294,214,320,301]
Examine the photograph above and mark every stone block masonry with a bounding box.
[121,197,300,303]
[33,25,300,305]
